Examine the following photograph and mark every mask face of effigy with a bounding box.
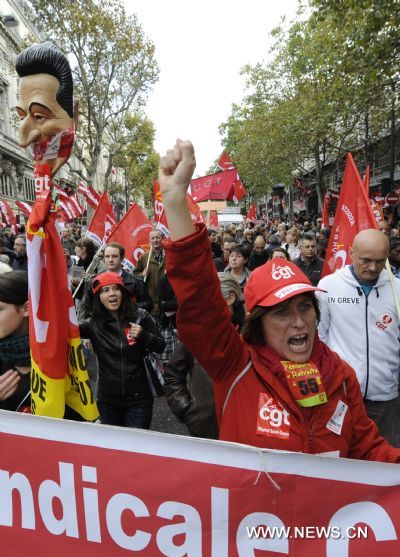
[15,42,77,178]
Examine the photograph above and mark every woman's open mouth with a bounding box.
[288,334,308,352]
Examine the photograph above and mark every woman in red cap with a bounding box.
[157,139,400,462]
[79,271,165,429]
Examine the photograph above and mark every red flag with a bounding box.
[321,193,330,229]
[232,179,246,204]
[190,169,238,202]
[107,203,154,272]
[203,210,218,228]
[217,151,246,204]
[321,154,377,277]
[58,200,75,221]
[16,201,32,217]
[77,182,101,210]
[246,201,257,223]
[0,197,17,227]
[153,180,170,236]
[218,150,235,170]
[27,164,98,420]
[186,194,205,224]
[154,181,204,233]
[86,193,116,246]
[69,193,85,217]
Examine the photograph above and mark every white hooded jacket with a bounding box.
[317,265,400,401]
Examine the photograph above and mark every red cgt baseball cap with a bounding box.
[92,272,126,294]
[244,260,325,312]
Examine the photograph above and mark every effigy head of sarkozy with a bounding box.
[15,41,78,177]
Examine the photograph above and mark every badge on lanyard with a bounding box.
[281,360,327,407]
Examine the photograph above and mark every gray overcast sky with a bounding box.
[125,0,299,176]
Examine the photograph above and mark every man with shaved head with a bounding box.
[316,229,400,445]
[247,235,268,270]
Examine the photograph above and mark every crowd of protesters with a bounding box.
[1,192,400,460]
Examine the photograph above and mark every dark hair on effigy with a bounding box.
[15,41,73,117]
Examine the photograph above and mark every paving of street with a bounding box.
[150,395,189,436]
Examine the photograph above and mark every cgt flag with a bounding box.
[27,164,98,420]
[321,153,377,277]
[246,201,257,223]
[153,180,170,236]
[154,180,205,233]
[190,169,238,202]
[107,203,154,273]
[217,151,246,204]
[86,193,116,246]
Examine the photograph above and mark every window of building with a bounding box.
[24,176,35,202]
[0,79,8,134]
[0,173,13,197]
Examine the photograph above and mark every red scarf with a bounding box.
[252,334,337,387]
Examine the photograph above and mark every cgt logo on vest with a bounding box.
[375,313,394,331]
[256,392,290,439]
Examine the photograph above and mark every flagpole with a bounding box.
[143,246,152,283]
[385,260,400,321]
[72,241,106,299]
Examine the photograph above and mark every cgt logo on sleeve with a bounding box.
[256,392,290,439]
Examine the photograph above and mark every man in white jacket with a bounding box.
[317,229,400,445]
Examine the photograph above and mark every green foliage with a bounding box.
[111,113,159,208]
[30,0,159,186]
[220,0,399,207]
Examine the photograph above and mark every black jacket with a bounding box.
[292,255,324,286]
[164,343,219,439]
[79,307,165,406]
[11,253,28,271]
[157,274,178,328]
[247,250,269,270]
[81,268,153,318]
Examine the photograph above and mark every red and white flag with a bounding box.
[217,151,246,204]
[0,197,18,233]
[154,181,205,233]
[232,179,246,204]
[58,200,75,221]
[153,180,170,236]
[27,164,98,420]
[69,193,85,217]
[107,203,154,272]
[203,210,219,228]
[86,193,116,246]
[16,201,32,217]
[190,169,238,202]
[218,150,235,170]
[77,182,101,210]
[187,194,205,224]
[246,201,257,223]
[321,154,377,277]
